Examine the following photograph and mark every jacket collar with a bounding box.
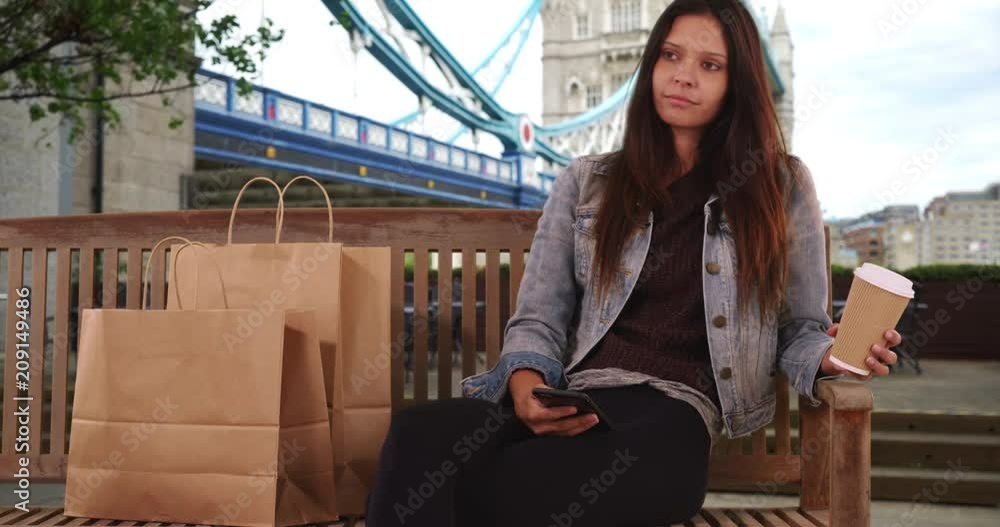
[591,158,721,209]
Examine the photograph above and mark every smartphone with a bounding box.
[531,387,615,431]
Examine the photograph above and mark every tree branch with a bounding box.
[0,35,71,76]
[0,81,198,103]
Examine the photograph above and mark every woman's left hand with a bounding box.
[819,323,902,380]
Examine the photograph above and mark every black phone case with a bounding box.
[531,388,616,430]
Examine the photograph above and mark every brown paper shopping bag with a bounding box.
[336,244,392,514]
[168,177,341,443]
[65,237,337,527]
[169,176,391,515]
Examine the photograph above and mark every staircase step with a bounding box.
[872,411,1000,435]
[871,466,1000,506]
[709,467,1000,506]
[761,428,1000,471]
[871,431,1000,472]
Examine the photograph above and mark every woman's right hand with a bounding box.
[508,369,600,437]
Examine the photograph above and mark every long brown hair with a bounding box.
[591,0,799,322]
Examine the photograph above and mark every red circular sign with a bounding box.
[518,115,534,151]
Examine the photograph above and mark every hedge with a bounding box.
[830,263,1000,283]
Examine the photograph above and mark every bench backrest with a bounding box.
[0,208,831,489]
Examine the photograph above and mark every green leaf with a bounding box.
[0,0,284,143]
[29,104,45,121]
[168,117,184,129]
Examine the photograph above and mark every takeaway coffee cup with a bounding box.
[830,263,914,375]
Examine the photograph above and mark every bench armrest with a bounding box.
[815,378,874,411]
[799,379,873,527]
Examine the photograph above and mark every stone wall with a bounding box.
[0,101,68,218]
[99,79,195,213]
[0,74,195,219]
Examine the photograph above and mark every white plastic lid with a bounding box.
[854,263,914,298]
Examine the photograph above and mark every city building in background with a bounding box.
[827,221,861,268]
[836,205,920,269]
[923,183,1000,265]
[829,183,1000,270]
[841,222,886,267]
[884,220,922,271]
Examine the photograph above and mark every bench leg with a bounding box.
[829,409,872,526]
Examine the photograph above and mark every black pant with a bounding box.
[366,384,711,527]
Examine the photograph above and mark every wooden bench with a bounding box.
[0,208,872,526]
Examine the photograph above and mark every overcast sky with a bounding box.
[200,0,999,220]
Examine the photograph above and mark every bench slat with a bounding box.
[75,248,94,463]
[413,247,429,402]
[15,509,63,526]
[28,248,48,457]
[730,509,766,526]
[437,247,453,399]
[752,427,767,455]
[101,247,118,308]
[79,248,94,311]
[700,509,738,526]
[688,511,712,526]
[775,376,791,455]
[0,508,34,524]
[509,249,524,313]
[752,509,793,527]
[461,249,476,376]
[390,246,405,412]
[36,508,71,525]
[798,508,829,526]
[126,246,143,310]
[727,435,744,455]
[51,249,71,456]
[3,247,24,455]
[485,249,501,368]
[149,246,166,310]
[775,509,818,526]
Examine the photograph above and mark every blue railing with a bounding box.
[194,68,555,195]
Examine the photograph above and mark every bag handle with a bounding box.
[142,236,194,309]
[169,241,231,311]
[227,177,284,245]
[277,175,334,243]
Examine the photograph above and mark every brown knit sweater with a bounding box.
[575,171,721,410]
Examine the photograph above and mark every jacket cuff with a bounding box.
[789,335,834,408]
[806,342,849,406]
[461,351,567,404]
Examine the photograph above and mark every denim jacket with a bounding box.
[460,154,839,439]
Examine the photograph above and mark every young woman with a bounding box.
[366,0,902,525]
